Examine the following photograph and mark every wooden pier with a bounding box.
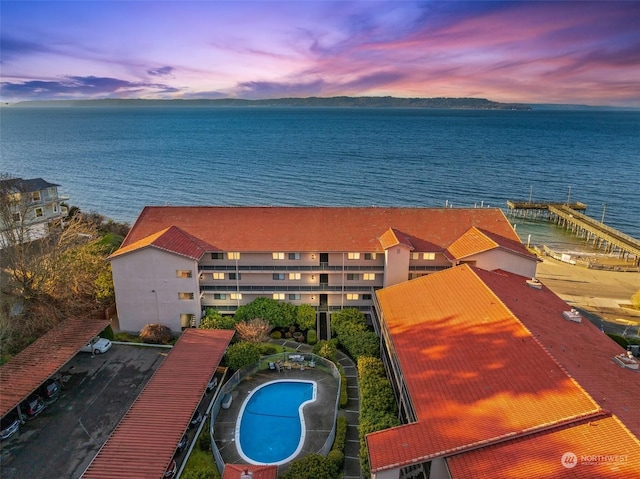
[507,200,640,266]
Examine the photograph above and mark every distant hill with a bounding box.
[9,96,532,110]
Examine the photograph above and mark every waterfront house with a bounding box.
[0,177,69,246]
[109,206,538,334]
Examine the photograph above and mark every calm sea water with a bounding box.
[1,106,638,252]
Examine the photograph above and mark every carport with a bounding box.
[0,317,110,419]
[81,328,234,479]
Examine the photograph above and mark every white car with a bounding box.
[80,336,112,354]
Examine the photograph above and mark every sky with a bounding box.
[1,1,639,106]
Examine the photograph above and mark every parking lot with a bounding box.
[0,344,167,479]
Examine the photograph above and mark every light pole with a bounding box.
[528,185,533,204]
[151,289,159,323]
[566,186,572,206]
[601,203,606,224]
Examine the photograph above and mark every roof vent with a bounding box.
[526,277,542,289]
[562,309,582,323]
[240,470,253,479]
[613,351,639,370]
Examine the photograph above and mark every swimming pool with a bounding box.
[235,379,317,465]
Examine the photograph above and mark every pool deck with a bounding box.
[213,339,363,478]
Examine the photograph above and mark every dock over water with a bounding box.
[506,200,640,266]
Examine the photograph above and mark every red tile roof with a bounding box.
[222,464,278,479]
[0,317,109,418]
[369,265,604,473]
[448,415,640,478]
[474,267,640,438]
[446,226,533,260]
[118,206,521,254]
[81,328,234,479]
[110,225,214,260]
[378,227,415,250]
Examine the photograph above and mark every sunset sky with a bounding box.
[1,1,639,106]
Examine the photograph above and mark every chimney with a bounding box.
[240,470,253,479]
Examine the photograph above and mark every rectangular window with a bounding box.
[12,212,21,222]
[31,191,41,202]
[423,252,436,260]
[213,272,225,280]
[34,207,44,218]
[272,252,285,260]
[176,270,193,279]
[53,204,59,213]
[273,293,285,300]
[214,293,227,300]
[48,187,57,197]
[229,273,242,280]
[230,293,242,300]
[212,252,224,260]
[346,293,359,301]
[273,273,285,280]
[364,253,377,260]
[288,253,301,260]
[228,252,240,260]
[347,252,360,260]
[178,292,194,300]
[362,294,372,300]
[346,273,359,281]
[411,252,419,260]
[289,294,301,300]
[363,273,375,281]
[288,273,301,280]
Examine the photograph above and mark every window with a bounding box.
[48,187,57,197]
[214,293,227,300]
[176,270,193,279]
[34,207,44,218]
[272,252,285,260]
[12,212,21,222]
[364,253,377,260]
[228,252,240,260]
[288,253,301,260]
[213,272,225,280]
[212,252,224,260]
[178,292,194,300]
[289,273,301,280]
[273,293,285,300]
[346,274,359,280]
[347,252,360,260]
[362,294,372,300]
[230,293,242,300]
[180,314,196,328]
[273,273,285,280]
[53,204,59,213]
[229,273,242,280]
[31,191,41,202]
[412,252,436,260]
[346,293,359,301]
[363,273,375,281]
[289,294,301,300]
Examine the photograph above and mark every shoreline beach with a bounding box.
[536,256,640,338]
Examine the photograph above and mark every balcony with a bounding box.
[199,263,384,273]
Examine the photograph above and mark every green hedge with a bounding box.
[307,329,317,345]
[280,453,340,479]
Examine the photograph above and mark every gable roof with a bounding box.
[117,206,521,254]
[0,177,59,193]
[378,227,415,250]
[368,265,606,473]
[109,225,214,260]
[474,267,640,438]
[446,226,533,260]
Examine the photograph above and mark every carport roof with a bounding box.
[81,328,234,479]
[0,317,110,418]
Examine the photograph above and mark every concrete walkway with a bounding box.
[269,339,362,479]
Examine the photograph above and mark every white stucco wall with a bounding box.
[429,458,452,479]
[111,248,200,332]
[461,249,537,278]
[383,245,411,287]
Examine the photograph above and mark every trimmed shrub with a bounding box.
[101,324,115,341]
[296,304,317,331]
[200,309,237,330]
[307,329,317,345]
[338,366,349,408]
[327,449,344,469]
[225,341,261,371]
[313,339,338,362]
[260,344,277,355]
[270,330,282,339]
[280,453,339,479]
[332,416,348,452]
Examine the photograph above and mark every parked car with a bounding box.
[163,459,177,478]
[176,434,188,452]
[38,378,61,402]
[20,394,46,419]
[0,411,21,441]
[80,336,112,354]
[189,410,203,429]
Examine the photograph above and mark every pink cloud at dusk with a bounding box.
[1,1,638,106]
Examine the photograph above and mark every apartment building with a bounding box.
[0,177,69,245]
[109,206,537,334]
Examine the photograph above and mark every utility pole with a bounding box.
[566,186,572,206]
[601,203,606,223]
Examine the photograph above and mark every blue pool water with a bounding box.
[236,380,316,465]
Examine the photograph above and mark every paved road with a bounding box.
[0,344,166,479]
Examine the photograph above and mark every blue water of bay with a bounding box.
[1,106,638,252]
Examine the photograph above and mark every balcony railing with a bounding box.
[200,284,379,293]
[199,263,384,272]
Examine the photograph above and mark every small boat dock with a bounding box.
[506,200,640,266]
